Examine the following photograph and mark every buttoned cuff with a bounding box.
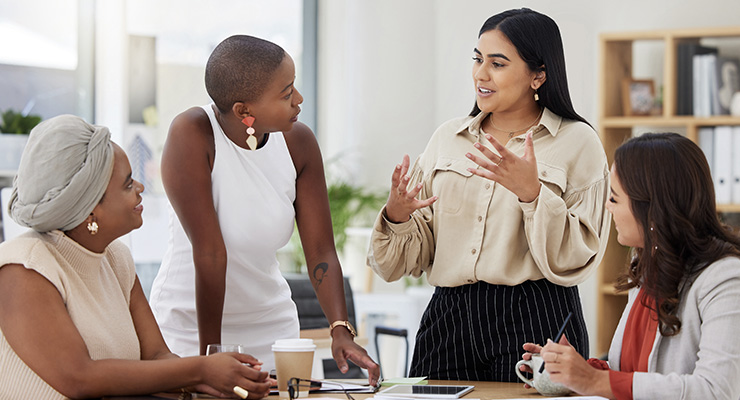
[518,183,565,218]
[518,184,543,216]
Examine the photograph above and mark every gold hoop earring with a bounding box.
[87,220,99,235]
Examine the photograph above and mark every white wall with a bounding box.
[317,0,740,356]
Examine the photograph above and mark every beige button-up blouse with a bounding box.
[368,107,611,287]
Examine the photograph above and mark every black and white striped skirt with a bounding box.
[408,279,589,382]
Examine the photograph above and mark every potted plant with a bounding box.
[286,179,387,273]
[0,109,42,171]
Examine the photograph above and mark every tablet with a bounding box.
[377,384,474,398]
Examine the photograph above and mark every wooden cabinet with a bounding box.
[596,27,740,356]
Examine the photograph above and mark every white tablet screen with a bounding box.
[377,384,474,398]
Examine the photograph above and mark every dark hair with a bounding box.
[205,35,286,113]
[469,8,589,126]
[614,132,740,336]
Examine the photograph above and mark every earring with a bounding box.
[534,90,540,102]
[87,220,99,235]
[241,116,257,150]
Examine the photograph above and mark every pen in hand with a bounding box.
[539,311,573,373]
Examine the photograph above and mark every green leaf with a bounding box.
[0,109,42,134]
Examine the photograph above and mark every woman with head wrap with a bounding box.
[0,115,273,399]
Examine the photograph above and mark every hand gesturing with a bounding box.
[465,131,541,203]
[384,154,437,223]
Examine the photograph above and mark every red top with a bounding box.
[609,288,659,400]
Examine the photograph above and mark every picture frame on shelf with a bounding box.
[621,78,655,116]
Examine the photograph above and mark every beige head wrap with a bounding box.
[9,115,115,232]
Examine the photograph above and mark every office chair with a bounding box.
[374,325,409,379]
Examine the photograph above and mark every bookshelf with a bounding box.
[596,27,740,356]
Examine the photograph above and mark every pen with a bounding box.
[539,311,573,373]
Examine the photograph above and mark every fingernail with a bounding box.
[474,143,481,148]
[466,153,472,158]
[417,183,422,188]
[546,339,553,344]
[341,366,348,373]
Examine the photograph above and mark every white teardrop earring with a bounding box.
[87,220,99,235]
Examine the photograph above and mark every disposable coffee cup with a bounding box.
[272,338,316,399]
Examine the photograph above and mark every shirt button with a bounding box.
[541,170,548,177]
[485,183,491,189]
[471,249,477,255]
[477,216,483,222]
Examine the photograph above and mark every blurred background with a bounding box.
[2,0,740,378]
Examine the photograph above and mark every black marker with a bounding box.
[539,311,573,373]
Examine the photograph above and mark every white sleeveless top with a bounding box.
[150,104,299,370]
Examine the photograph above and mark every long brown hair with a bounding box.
[614,133,740,336]
[469,8,590,127]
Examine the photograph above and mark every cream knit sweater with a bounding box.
[0,230,140,399]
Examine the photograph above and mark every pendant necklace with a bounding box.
[489,108,544,138]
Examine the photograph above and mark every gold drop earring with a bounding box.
[241,116,257,150]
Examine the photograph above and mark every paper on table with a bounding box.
[372,397,479,400]
[316,379,377,393]
[380,377,428,386]
[491,397,607,400]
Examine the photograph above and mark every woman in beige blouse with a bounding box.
[0,115,272,399]
[368,8,610,381]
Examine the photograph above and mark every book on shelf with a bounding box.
[677,42,717,116]
[692,53,740,117]
[699,126,714,177]
[733,126,740,204]
[714,125,733,204]
[693,53,718,117]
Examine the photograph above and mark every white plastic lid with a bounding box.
[271,338,316,352]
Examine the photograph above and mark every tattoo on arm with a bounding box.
[312,262,329,287]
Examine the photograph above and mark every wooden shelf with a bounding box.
[599,284,627,296]
[596,26,740,357]
[602,116,740,128]
[600,26,740,41]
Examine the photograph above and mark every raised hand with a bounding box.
[385,154,437,223]
[466,131,541,203]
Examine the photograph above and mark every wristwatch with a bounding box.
[329,320,357,337]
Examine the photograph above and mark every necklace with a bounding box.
[488,108,544,138]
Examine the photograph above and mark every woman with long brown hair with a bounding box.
[523,132,740,399]
[368,8,610,381]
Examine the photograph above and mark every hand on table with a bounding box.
[331,329,381,386]
[195,352,273,398]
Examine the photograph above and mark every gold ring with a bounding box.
[234,386,249,399]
